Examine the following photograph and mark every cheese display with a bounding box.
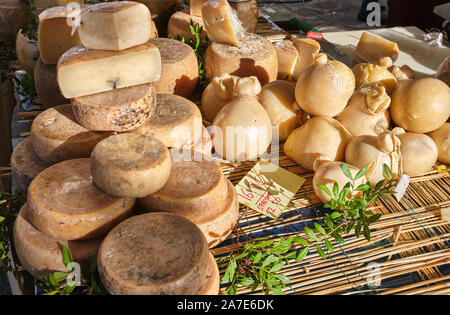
[57,43,161,98]
[205,33,277,86]
[167,10,206,42]
[91,134,171,198]
[196,253,220,295]
[352,63,398,95]
[31,104,111,163]
[27,158,135,240]
[427,123,450,164]
[97,212,211,295]
[38,6,83,65]
[32,0,84,8]
[292,38,321,79]
[258,80,302,141]
[202,73,239,122]
[148,38,198,97]
[201,0,245,46]
[190,0,207,16]
[0,0,31,43]
[14,205,103,279]
[390,78,450,133]
[34,58,69,108]
[229,0,258,33]
[78,2,152,51]
[131,94,203,148]
[71,83,156,132]
[15,31,39,75]
[273,40,298,81]
[296,57,355,117]
[10,137,50,191]
[355,31,400,64]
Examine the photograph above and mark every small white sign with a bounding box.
[394,174,410,202]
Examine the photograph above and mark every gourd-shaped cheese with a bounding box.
[427,123,450,164]
[15,31,38,75]
[355,32,399,64]
[71,83,156,132]
[167,10,207,42]
[148,38,198,97]
[78,2,152,51]
[398,132,438,177]
[27,158,135,240]
[14,205,103,279]
[97,213,212,295]
[352,63,398,95]
[31,104,111,163]
[91,134,171,198]
[57,43,161,98]
[273,40,298,81]
[202,73,239,122]
[292,38,321,79]
[34,58,69,108]
[437,56,450,87]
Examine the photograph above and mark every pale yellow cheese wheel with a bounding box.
[148,38,198,98]
[34,58,69,108]
[27,158,135,240]
[14,205,103,279]
[15,31,38,75]
[72,84,157,132]
[91,133,171,198]
[31,104,111,163]
[98,212,210,295]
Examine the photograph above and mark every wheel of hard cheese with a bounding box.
[196,253,220,295]
[16,31,39,75]
[14,205,103,279]
[138,156,229,219]
[0,0,31,43]
[10,137,50,192]
[27,158,135,240]
[98,212,210,295]
[131,94,202,148]
[91,133,171,198]
[34,58,69,108]
[148,38,198,98]
[31,104,111,164]
[72,84,157,132]
[205,33,278,86]
[167,10,206,42]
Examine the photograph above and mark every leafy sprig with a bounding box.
[20,0,39,42]
[14,74,36,107]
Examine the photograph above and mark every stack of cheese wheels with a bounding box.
[98,212,220,295]
[139,152,239,248]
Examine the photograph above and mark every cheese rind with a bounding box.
[34,58,68,108]
[292,38,321,79]
[167,10,206,42]
[38,6,83,64]
[131,94,203,148]
[148,38,198,98]
[98,212,210,295]
[91,134,171,198]
[190,0,207,16]
[355,32,400,64]
[78,2,152,51]
[14,205,103,279]
[27,158,135,240]
[57,43,161,98]
[205,33,277,86]
[31,104,111,163]
[273,40,298,81]
[196,253,220,295]
[71,84,156,132]
[0,1,32,43]
[10,137,51,191]
[16,31,39,75]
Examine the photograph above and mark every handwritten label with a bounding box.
[394,174,410,202]
[235,161,305,219]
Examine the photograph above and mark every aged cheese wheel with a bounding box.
[15,31,38,75]
[34,58,69,108]
[14,205,103,279]
[31,104,111,163]
[167,10,206,42]
[205,32,277,86]
[229,0,258,33]
[72,84,156,132]
[27,158,135,240]
[10,137,50,191]
[0,0,30,43]
[196,253,220,295]
[98,212,210,295]
[148,38,198,98]
[91,134,171,198]
[139,156,228,218]
[132,94,202,148]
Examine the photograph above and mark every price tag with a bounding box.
[235,161,305,219]
[394,174,410,202]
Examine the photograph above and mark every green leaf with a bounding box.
[316,245,327,259]
[52,272,68,283]
[0,216,4,223]
[355,184,370,192]
[333,232,345,244]
[363,224,371,241]
[221,259,237,284]
[333,183,340,198]
[296,247,309,261]
[62,246,73,270]
[304,226,318,241]
[340,164,353,180]
[367,213,382,224]
[314,222,326,236]
[274,274,290,284]
[317,184,332,197]
[261,255,278,268]
[354,166,368,180]
[331,211,342,219]
[339,187,350,203]
[383,164,392,180]
[238,277,254,286]
[375,180,385,192]
[269,262,285,273]
[252,252,263,264]
[254,240,274,248]
[293,237,308,246]
[324,239,334,252]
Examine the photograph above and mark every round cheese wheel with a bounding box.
[139,156,228,218]
[196,253,220,295]
[131,94,202,148]
[34,58,69,108]
[167,10,206,42]
[31,104,111,164]
[0,1,30,43]
[205,33,278,86]
[10,137,50,192]
[16,31,38,75]
[27,158,135,240]
[98,212,210,295]
[148,38,198,98]
[91,133,171,198]
[72,84,157,132]
[14,205,103,279]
